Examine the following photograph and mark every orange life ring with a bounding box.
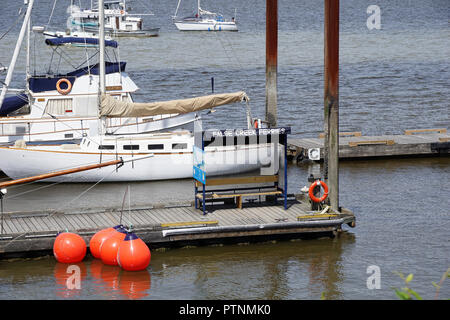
[56,78,72,95]
[308,180,329,203]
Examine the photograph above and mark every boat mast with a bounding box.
[197,0,200,17]
[0,0,35,108]
[26,4,31,93]
[173,0,182,19]
[99,0,106,135]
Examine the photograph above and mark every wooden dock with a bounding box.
[287,128,449,161]
[0,195,355,259]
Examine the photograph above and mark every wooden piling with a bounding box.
[265,0,278,128]
[323,0,340,210]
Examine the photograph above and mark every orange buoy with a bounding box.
[89,225,123,259]
[117,232,151,271]
[53,232,87,263]
[100,226,127,266]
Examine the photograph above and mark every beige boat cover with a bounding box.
[100,91,248,118]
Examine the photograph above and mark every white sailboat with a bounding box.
[0,92,273,182]
[0,1,272,183]
[173,0,238,32]
[0,1,193,146]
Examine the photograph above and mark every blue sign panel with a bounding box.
[193,146,206,184]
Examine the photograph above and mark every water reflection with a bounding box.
[53,259,151,300]
[150,233,355,299]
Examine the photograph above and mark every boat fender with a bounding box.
[56,78,72,95]
[308,180,329,203]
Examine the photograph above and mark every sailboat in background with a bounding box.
[173,0,238,31]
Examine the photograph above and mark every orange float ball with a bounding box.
[117,232,151,271]
[89,225,123,259]
[100,226,127,266]
[53,232,87,263]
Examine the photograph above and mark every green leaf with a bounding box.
[394,289,411,300]
[405,273,414,284]
[406,288,423,300]
[393,271,405,280]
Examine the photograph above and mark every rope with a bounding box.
[45,0,58,30]
[47,165,119,218]
[0,7,25,42]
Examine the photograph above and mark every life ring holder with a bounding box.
[56,78,72,95]
[308,180,329,203]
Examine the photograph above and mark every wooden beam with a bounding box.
[348,140,395,147]
[319,131,361,138]
[195,175,278,187]
[265,0,278,127]
[323,0,340,210]
[405,128,447,135]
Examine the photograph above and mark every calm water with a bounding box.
[0,0,449,299]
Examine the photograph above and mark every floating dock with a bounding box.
[0,195,355,259]
[287,128,449,161]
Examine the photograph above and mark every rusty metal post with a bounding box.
[323,0,339,210]
[265,0,278,127]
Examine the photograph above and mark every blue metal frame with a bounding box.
[194,127,290,215]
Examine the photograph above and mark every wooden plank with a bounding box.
[298,214,338,220]
[348,140,395,147]
[41,216,61,232]
[195,175,278,187]
[17,217,35,233]
[69,214,89,230]
[319,131,361,138]
[212,190,282,199]
[101,211,121,226]
[439,137,450,142]
[160,207,182,223]
[78,214,101,229]
[404,128,447,135]
[139,209,162,225]
[67,214,88,229]
[5,219,20,234]
[29,217,48,232]
[87,213,111,229]
[1,220,14,234]
[160,220,218,228]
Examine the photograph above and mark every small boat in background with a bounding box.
[173,0,238,32]
[70,0,160,37]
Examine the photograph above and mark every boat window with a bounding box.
[172,143,188,150]
[44,98,73,115]
[148,144,164,150]
[123,145,139,150]
[98,145,115,150]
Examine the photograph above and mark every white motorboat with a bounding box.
[173,0,238,31]
[69,1,160,37]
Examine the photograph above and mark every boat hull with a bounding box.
[174,21,238,31]
[0,144,275,182]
